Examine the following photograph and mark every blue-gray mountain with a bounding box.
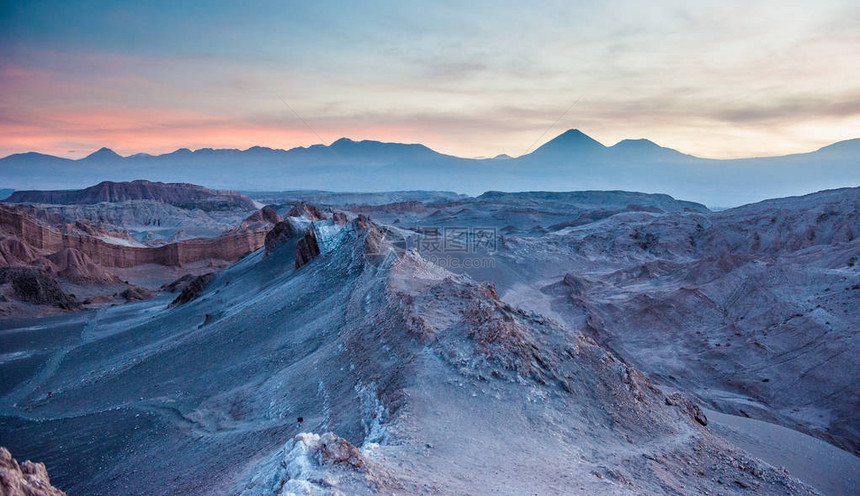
[1,129,858,207]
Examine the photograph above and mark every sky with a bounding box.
[1,0,858,160]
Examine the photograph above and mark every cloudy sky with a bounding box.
[1,0,858,159]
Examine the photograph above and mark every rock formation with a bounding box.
[170,272,214,306]
[45,248,120,284]
[263,220,301,253]
[0,238,38,266]
[5,180,257,211]
[0,204,267,269]
[0,267,79,309]
[332,211,349,225]
[286,201,327,221]
[295,229,321,269]
[240,205,280,228]
[0,448,65,496]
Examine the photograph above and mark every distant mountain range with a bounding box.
[1,129,858,207]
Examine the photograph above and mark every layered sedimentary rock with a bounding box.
[0,204,266,268]
[0,238,38,266]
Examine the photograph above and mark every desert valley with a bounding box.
[0,167,857,494]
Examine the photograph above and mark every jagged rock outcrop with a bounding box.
[0,267,79,309]
[264,220,301,253]
[332,211,349,225]
[287,201,327,221]
[241,205,280,227]
[0,448,65,496]
[239,432,381,495]
[316,432,367,471]
[295,230,321,269]
[160,273,196,293]
[5,180,257,211]
[170,272,214,306]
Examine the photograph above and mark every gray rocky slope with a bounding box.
[356,187,859,462]
[493,187,860,455]
[0,213,820,495]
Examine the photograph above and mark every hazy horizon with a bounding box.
[3,127,857,162]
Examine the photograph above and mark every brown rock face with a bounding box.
[287,201,327,221]
[0,267,79,309]
[295,229,321,269]
[259,205,280,224]
[264,221,301,253]
[465,295,535,374]
[241,206,280,228]
[0,447,65,496]
[0,238,37,266]
[316,432,366,471]
[170,272,214,306]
